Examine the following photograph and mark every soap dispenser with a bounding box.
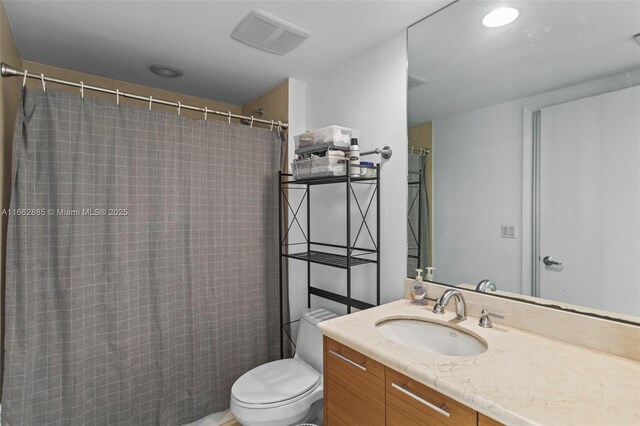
[424,267,436,282]
[410,269,427,305]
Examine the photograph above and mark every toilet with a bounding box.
[230,308,338,426]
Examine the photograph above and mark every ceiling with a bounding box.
[408,0,640,125]
[3,0,451,106]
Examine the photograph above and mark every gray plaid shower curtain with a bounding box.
[2,88,285,425]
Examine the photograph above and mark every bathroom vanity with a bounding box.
[320,297,640,425]
[324,337,498,425]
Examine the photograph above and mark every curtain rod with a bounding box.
[0,63,288,130]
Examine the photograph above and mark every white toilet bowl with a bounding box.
[230,308,338,426]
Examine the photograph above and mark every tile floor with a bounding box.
[183,409,240,426]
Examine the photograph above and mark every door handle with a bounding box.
[543,256,562,266]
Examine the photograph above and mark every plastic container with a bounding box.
[360,162,377,178]
[291,155,346,180]
[294,126,361,152]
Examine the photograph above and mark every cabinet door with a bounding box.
[324,337,386,425]
[386,368,476,426]
[478,413,503,426]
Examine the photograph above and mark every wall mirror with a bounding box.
[407,0,640,322]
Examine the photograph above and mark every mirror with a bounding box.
[407,0,640,322]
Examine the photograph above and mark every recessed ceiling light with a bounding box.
[149,64,183,78]
[482,7,520,28]
[634,33,640,46]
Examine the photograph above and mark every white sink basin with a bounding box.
[375,319,487,357]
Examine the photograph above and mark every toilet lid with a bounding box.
[232,358,320,405]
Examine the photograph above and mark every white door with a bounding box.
[538,85,640,316]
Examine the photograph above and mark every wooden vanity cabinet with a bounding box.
[324,337,503,426]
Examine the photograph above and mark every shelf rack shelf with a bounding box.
[278,166,381,357]
[283,250,376,268]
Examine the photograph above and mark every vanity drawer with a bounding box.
[324,337,385,425]
[386,368,476,426]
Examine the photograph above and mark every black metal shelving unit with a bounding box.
[407,170,423,272]
[279,164,381,357]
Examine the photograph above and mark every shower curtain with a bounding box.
[407,153,429,277]
[2,88,287,425]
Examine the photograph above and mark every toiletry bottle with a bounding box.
[424,267,436,281]
[349,138,360,177]
[410,269,426,304]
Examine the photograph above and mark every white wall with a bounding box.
[433,102,524,293]
[287,78,306,173]
[287,31,408,323]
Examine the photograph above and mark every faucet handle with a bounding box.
[478,309,506,328]
[432,298,444,314]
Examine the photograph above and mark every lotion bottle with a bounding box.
[349,138,360,177]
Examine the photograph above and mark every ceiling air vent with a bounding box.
[231,9,310,55]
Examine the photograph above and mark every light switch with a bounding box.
[501,224,517,239]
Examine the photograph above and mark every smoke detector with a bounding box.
[231,9,310,55]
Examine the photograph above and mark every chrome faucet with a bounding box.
[476,279,497,293]
[432,289,467,320]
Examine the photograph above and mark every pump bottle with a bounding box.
[424,267,436,281]
[410,269,426,304]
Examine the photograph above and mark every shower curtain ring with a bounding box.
[116,89,120,106]
[22,70,28,88]
[270,120,274,131]
[40,73,46,91]
[250,116,254,128]
[80,81,84,99]
[277,121,282,132]
[228,111,231,124]
[204,106,208,121]
[149,96,153,111]
[177,101,181,116]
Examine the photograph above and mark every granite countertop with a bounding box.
[319,299,640,425]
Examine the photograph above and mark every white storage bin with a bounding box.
[291,155,346,180]
[294,125,361,151]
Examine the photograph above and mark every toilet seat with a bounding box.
[231,358,320,408]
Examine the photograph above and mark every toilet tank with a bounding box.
[294,308,338,373]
